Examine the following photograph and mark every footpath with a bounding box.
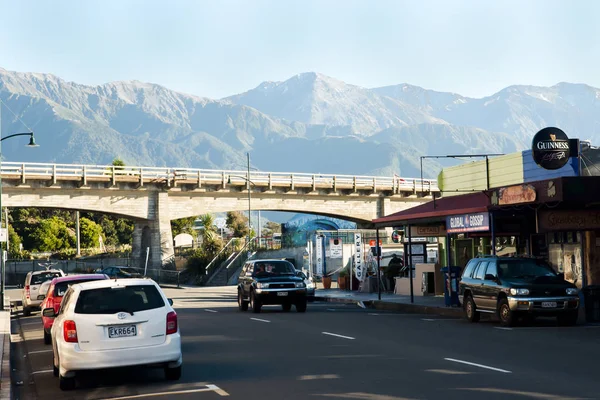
[314,287,464,318]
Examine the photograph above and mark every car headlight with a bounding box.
[295,282,306,288]
[306,282,315,289]
[510,288,530,296]
[566,288,578,295]
[256,282,268,289]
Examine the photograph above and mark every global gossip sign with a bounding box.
[446,212,490,233]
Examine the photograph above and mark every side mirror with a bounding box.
[168,299,174,306]
[42,308,56,318]
[484,274,498,281]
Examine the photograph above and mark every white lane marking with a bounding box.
[322,332,355,340]
[204,309,218,313]
[10,334,23,343]
[28,349,53,354]
[444,358,512,373]
[426,369,472,375]
[494,327,513,331]
[250,318,270,323]
[31,369,53,375]
[326,308,336,312]
[422,318,456,322]
[206,384,230,396]
[98,385,230,399]
[298,374,340,380]
[368,313,379,316]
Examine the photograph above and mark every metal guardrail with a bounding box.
[0,162,439,193]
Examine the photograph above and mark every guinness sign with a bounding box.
[532,127,570,170]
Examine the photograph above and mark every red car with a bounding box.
[40,274,108,345]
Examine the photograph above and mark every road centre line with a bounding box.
[99,384,230,399]
[28,349,53,354]
[368,313,379,316]
[326,308,336,311]
[250,318,270,323]
[322,332,355,340]
[444,358,512,373]
[494,327,513,331]
[204,309,218,313]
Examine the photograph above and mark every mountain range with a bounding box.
[2,68,600,179]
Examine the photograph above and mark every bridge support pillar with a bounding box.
[131,192,175,271]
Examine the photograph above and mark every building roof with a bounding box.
[373,192,490,227]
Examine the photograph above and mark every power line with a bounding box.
[0,98,35,133]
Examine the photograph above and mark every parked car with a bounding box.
[98,266,143,279]
[22,270,65,316]
[459,255,580,327]
[295,270,315,298]
[40,274,109,345]
[237,259,307,313]
[45,278,181,390]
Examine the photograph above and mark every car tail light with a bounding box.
[166,311,178,335]
[63,320,78,343]
[25,285,30,299]
[53,298,61,314]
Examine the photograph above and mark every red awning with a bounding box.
[373,192,490,227]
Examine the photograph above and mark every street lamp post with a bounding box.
[227,152,257,247]
[0,103,39,309]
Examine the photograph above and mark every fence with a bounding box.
[4,259,184,288]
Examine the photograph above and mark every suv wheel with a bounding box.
[250,291,262,313]
[282,303,292,312]
[59,375,76,391]
[165,365,182,381]
[296,300,307,313]
[557,311,578,326]
[464,296,480,323]
[498,298,516,327]
[44,330,51,345]
[238,290,248,312]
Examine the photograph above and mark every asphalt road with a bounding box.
[9,286,600,400]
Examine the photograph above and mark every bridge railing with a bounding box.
[0,162,439,192]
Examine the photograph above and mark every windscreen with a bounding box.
[54,278,105,297]
[31,272,62,285]
[254,261,295,276]
[74,285,165,314]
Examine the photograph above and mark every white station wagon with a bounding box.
[45,278,182,390]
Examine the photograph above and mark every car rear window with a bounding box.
[31,272,62,285]
[74,285,165,314]
[54,279,105,297]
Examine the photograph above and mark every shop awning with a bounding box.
[373,192,490,227]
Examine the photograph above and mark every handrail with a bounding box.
[204,238,239,275]
[0,161,439,192]
[223,237,259,272]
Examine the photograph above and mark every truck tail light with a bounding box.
[63,320,78,343]
[166,311,178,335]
[25,285,30,299]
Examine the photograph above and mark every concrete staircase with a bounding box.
[206,252,239,286]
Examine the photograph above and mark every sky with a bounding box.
[1,0,599,99]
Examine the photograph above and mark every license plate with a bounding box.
[108,325,137,338]
[542,301,557,308]
[277,292,288,297]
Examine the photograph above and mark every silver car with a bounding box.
[295,270,315,298]
[22,269,65,316]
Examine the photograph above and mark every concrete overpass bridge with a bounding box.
[0,162,439,268]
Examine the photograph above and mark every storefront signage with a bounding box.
[492,184,537,206]
[354,233,364,281]
[315,235,324,275]
[446,212,490,233]
[409,225,447,237]
[532,127,570,170]
[538,210,600,232]
[330,239,342,259]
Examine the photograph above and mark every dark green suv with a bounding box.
[459,256,579,327]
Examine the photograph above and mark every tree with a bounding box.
[171,217,198,238]
[29,217,75,252]
[8,225,22,258]
[79,217,104,248]
[112,158,126,168]
[226,211,249,237]
[262,221,282,237]
[114,218,134,245]
[197,214,223,255]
